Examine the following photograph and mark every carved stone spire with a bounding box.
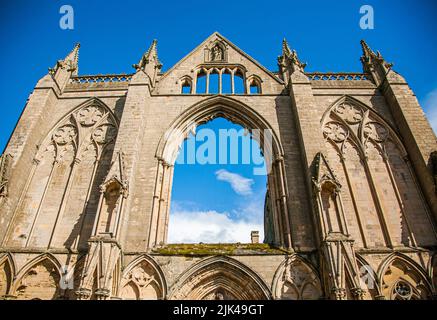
[49,42,80,77]
[281,38,292,57]
[64,42,80,75]
[360,40,393,85]
[278,38,307,84]
[133,39,162,87]
[134,39,162,71]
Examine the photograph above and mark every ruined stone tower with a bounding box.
[0,33,436,300]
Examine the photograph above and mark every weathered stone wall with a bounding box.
[0,33,436,300]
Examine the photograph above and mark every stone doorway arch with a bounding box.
[149,96,292,249]
[168,256,272,300]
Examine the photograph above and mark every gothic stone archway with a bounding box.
[149,96,293,249]
[169,256,272,300]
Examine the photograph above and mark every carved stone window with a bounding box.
[393,281,412,300]
[234,69,245,94]
[248,77,262,94]
[193,66,250,95]
[196,69,207,94]
[180,78,192,94]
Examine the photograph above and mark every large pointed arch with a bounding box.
[150,95,293,249]
[156,95,284,166]
[168,256,272,300]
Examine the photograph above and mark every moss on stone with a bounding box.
[151,243,289,256]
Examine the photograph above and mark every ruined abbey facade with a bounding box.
[0,33,436,300]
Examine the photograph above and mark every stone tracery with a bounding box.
[379,254,432,300]
[119,256,166,300]
[321,96,437,248]
[3,98,118,249]
[0,33,436,301]
[272,255,323,300]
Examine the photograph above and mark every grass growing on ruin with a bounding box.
[152,243,289,256]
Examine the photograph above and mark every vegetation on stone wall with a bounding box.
[152,243,289,256]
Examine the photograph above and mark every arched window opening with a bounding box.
[234,70,245,94]
[181,79,192,94]
[196,70,207,94]
[249,80,261,94]
[222,70,232,94]
[209,69,220,94]
[168,117,268,244]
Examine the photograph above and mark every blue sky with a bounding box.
[1,0,436,243]
[168,118,268,243]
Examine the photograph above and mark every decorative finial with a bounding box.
[360,39,393,76]
[282,38,292,56]
[133,39,162,71]
[48,42,80,76]
[278,38,306,74]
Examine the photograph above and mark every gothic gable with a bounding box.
[156,32,284,95]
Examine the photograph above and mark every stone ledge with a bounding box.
[150,243,290,256]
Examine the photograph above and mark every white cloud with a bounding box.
[168,209,264,243]
[215,169,254,195]
[423,88,437,134]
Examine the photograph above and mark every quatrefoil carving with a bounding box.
[323,122,348,142]
[334,103,363,124]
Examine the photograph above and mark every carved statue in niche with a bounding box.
[211,45,224,61]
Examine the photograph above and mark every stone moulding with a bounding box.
[168,255,273,300]
[70,74,133,84]
[306,72,371,81]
